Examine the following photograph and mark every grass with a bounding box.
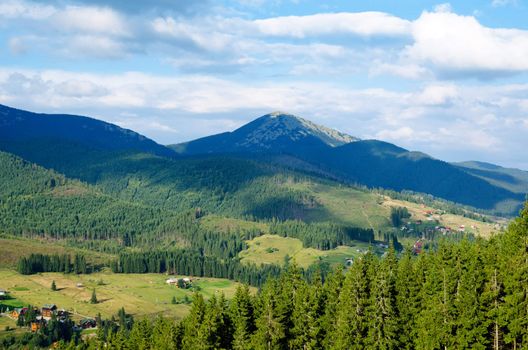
[0,316,22,339]
[0,235,113,268]
[381,197,500,238]
[239,234,373,268]
[0,269,250,321]
[285,181,392,231]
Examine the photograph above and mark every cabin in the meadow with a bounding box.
[0,289,8,298]
[11,307,28,319]
[166,277,192,288]
[41,304,57,318]
[166,277,178,285]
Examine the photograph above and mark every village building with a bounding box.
[30,317,46,332]
[11,307,28,319]
[41,304,57,319]
[166,277,193,288]
[0,288,8,298]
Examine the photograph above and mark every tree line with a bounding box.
[269,220,374,250]
[17,253,88,275]
[110,250,282,288]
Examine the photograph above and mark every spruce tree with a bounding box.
[230,285,255,350]
[90,289,98,304]
[51,280,57,291]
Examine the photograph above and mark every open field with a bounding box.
[381,198,502,238]
[0,269,249,322]
[0,235,113,268]
[286,181,392,231]
[238,234,372,268]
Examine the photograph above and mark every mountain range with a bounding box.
[1,104,526,215]
[171,111,525,214]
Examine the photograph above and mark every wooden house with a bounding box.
[11,307,28,319]
[41,304,57,318]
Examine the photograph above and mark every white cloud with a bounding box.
[254,12,411,38]
[65,35,128,58]
[491,0,517,7]
[406,10,528,74]
[54,80,108,98]
[414,84,458,106]
[370,62,429,79]
[8,37,27,54]
[433,3,452,13]
[376,126,415,141]
[0,0,56,19]
[52,6,130,37]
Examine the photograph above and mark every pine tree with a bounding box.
[230,285,255,350]
[500,204,528,349]
[90,289,98,304]
[365,246,400,349]
[51,280,57,291]
[252,280,285,350]
[289,276,322,349]
[181,293,207,349]
[333,253,372,349]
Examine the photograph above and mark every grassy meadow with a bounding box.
[238,234,372,268]
[0,269,249,323]
[0,235,113,268]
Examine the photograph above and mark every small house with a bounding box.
[41,304,57,318]
[76,283,84,288]
[0,289,7,298]
[166,277,178,285]
[11,307,28,319]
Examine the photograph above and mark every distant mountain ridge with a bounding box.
[172,112,525,214]
[0,104,176,158]
[454,161,528,194]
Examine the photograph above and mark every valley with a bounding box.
[0,104,526,348]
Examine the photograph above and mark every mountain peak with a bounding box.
[240,112,359,149]
[171,112,359,155]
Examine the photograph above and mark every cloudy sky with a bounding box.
[1,0,528,169]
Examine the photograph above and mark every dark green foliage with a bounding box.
[270,220,374,250]
[17,253,77,275]
[111,250,282,287]
[90,289,98,304]
[51,280,56,291]
[390,206,410,227]
[79,202,528,349]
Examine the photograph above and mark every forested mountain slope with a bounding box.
[0,104,176,158]
[455,160,528,194]
[0,151,184,242]
[173,113,524,215]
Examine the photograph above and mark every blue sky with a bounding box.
[1,0,528,169]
